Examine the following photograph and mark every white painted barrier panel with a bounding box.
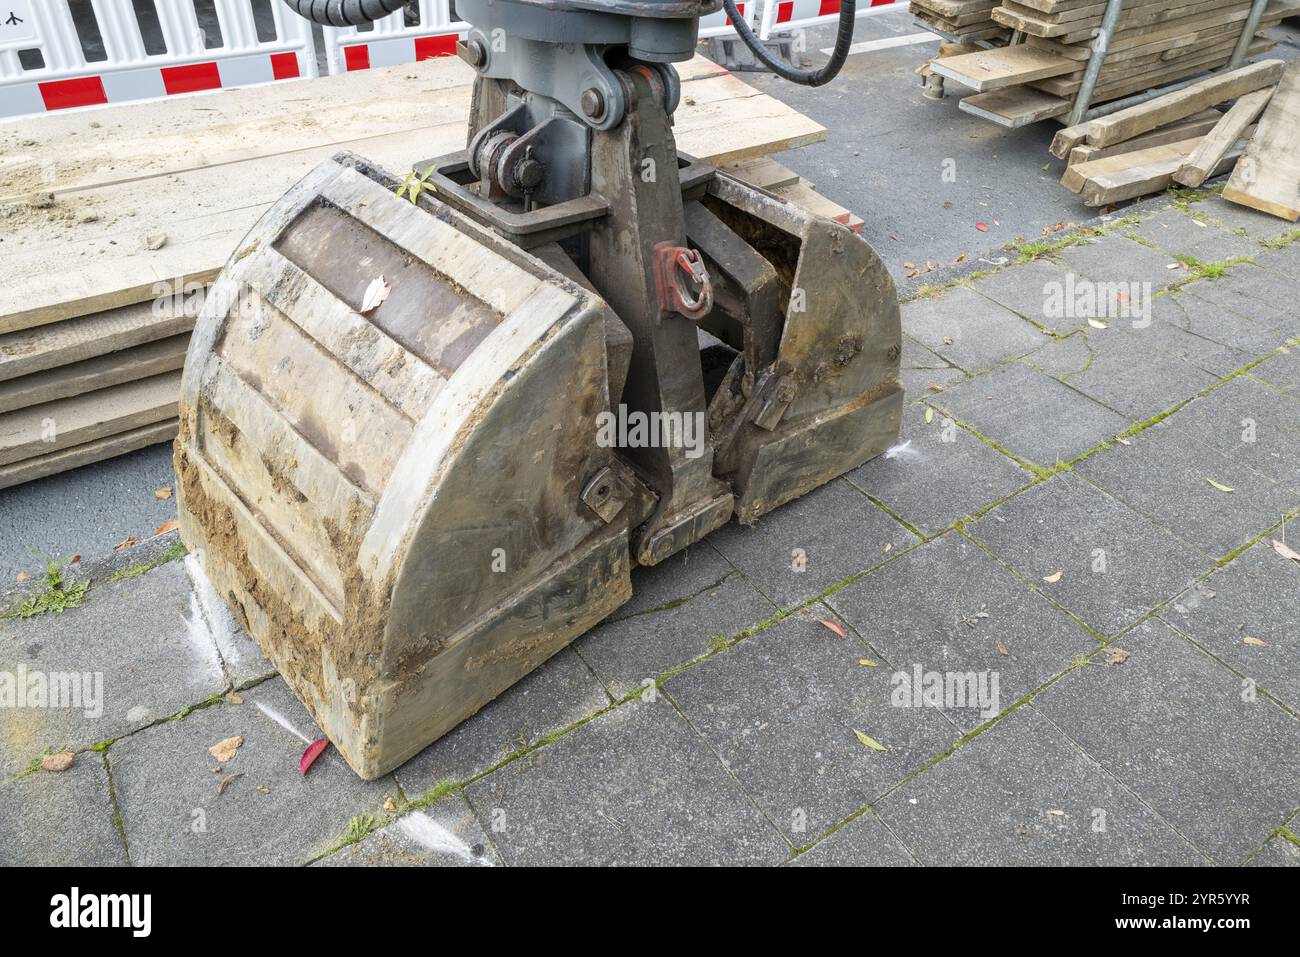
[0,0,318,120]
[757,0,909,40]
[320,0,465,75]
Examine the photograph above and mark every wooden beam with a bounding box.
[1222,62,1300,221]
[1174,87,1274,187]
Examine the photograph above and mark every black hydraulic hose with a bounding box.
[721,0,856,86]
[279,0,408,27]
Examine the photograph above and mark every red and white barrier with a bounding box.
[320,0,465,75]
[757,0,909,40]
[699,2,758,39]
[0,0,317,121]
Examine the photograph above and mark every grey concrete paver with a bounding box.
[791,810,916,866]
[464,693,788,865]
[1247,834,1300,867]
[1033,618,1300,865]
[874,706,1207,866]
[0,755,128,866]
[967,258,1082,334]
[1180,264,1300,330]
[664,607,961,842]
[1053,234,1184,291]
[612,543,734,622]
[965,473,1208,638]
[901,285,1048,372]
[315,795,499,867]
[1165,375,1300,487]
[1250,345,1300,398]
[1125,207,1259,263]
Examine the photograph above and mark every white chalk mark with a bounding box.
[253,700,314,745]
[397,812,494,867]
[884,440,919,460]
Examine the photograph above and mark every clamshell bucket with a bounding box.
[175,156,643,779]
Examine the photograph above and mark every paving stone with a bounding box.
[1033,618,1300,864]
[1199,194,1300,243]
[791,811,916,866]
[848,402,1032,539]
[464,693,787,865]
[662,608,959,842]
[393,648,610,796]
[315,796,499,867]
[968,258,1086,334]
[901,364,966,400]
[901,334,953,371]
[707,478,918,608]
[1139,289,1279,367]
[1023,330,1218,420]
[1250,346,1300,399]
[0,755,128,866]
[1160,540,1300,711]
[930,362,1131,467]
[183,556,275,688]
[830,534,1097,732]
[109,677,393,866]
[1166,375,1300,487]
[901,285,1047,372]
[1179,264,1300,330]
[1053,234,1184,292]
[574,573,775,697]
[874,705,1206,865]
[1076,421,1297,559]
[1126,207,1259,263]
[966,473,1208,638]
[0,561,227,777]
[612,542,733,622]
[1247,834,1300,867]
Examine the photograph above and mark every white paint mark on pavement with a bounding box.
[397,812,494,866]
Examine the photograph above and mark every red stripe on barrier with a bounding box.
[777,1,794,21]
[414,34,457,60]
[38,75,108,110]
[344,44,371,71]
[270,52,300,80]
[725,2,744,24]
[162,62,222,95]
[819,0,840,14]
[870,0,897,6]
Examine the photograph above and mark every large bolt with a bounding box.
[580,87,606,120]
[459,38,487,69]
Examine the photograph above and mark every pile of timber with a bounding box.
[0,55,855,490]
[927,0,1298,127]
[1051,58,1300,217]
[910,0,1010,42]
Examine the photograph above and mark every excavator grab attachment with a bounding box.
[178,0,901,780]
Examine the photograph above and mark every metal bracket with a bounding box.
[654,243,713,321]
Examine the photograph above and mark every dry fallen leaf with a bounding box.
[1087,319,1108,330]
[41,751,75,773]
[858,659,878,667]
[1243,636,1266,647]
[883,543,893,554]
[925,406,935,424]
[15,572,30,582]
[1205,478,1234,494]
[208,735,243,764]
[300,738,330,777]
[68,555,80,564]
[225,691,244,705]
[1271,539,1300,563]
[854,730,888,752]
[1043,570,1064,583]
[153,519,180,537]
[976,222,989,232]
[154,487,173,500]
[113,536,139,551]
[1104,648,1131,667]
[942,336,954,346]
[996,640,1010,657]
[361,276,391,315]
[218,772,242,796]
[816,618,847,639]
[384,797,397,814]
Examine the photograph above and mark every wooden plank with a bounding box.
[0,419,179,491]
[771,178,864,233]
[0,370,182,467]
[0,300,194,382]
[1083,60,1285,149]
[0,335,189,415]
[1074,134,1252,205]
[1174,88,1274,187]
[959,86,1070,126]
[930,45,1077,92]
[1223,62,1300,221]
[0,66,824,335]
[721,156,804,191]
[1068,109,1223,165]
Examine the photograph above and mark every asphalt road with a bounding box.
[3,9,1298,580]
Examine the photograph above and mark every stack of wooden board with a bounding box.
[1049,58,1300,215]
[0,55,850,490]
[927,0,1298,127]
[910,0,1010,42]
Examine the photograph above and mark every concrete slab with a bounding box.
[108,678,393,866]
[1160,539,1300,711]
[0,754,128,865]
[1180,264,1300,330]
[830,533,1098,732]
[393,648,610,797]
[848,402,1032,539]
[1166,375,1300,488]
[665,607,961,841]
[1076,421,1298,559]
[1125,207,1260,263]
[613,543,734,622]
[574,573,776,698]
[875,706,1207,865]
[1198,194,1300,243]
[0,561,227,777]
[1250,346,1300,399]
[1143,289,1282,367]
[1247,833,1300,867]
[1054,235,1185,292]
[965,473,1208,638]
[901,285,1047,373]
[315,796,499,867]
[791,810,916,866]
[707,479,918,608]
[464,693,788,865]
[967,259,1082,334]
[930,362,1131,467]
[1034,618,1300,865]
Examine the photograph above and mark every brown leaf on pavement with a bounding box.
[1043,570,1064,583]
[996,640,1010,657]
[218,772,243,796]
[1243,636,1266,647]
[1271,539,1300,563]
[153,520,179,537]
[41,751,75,773]
[816,618,847,639]
[114,536,139,551]
[208,735,243,764]
[155,487,173,500]
[1103,648,1131,667]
